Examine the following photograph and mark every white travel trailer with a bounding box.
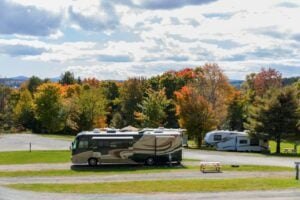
[216,131,269,152]
[204,130,241,147]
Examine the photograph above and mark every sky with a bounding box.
[0,0,300,80]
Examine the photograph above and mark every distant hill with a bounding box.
[229,80,244,88]
[0,76,59,88]
[282,76,300,86]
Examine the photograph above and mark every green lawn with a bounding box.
[269,140,300,154]
[7,178,300,193]
[0,165,292,177]
[0,150,70,165]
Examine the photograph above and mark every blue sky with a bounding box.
[0,0,300,80]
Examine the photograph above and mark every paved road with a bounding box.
[1,186,300,200]
[184,149,298,167]
[0,134,71,151]
[0,171,292,184]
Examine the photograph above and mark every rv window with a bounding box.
[250,138,259,146]
[213,135,222,141]
[93,140,110,148]
[78,140,89,149]
[110,140,132,148]
[239,140,247,144]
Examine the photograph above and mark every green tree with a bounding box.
[59,71,76,85]
[110,112,125,128]
[76,88,107,131]
[223,91,245,131]
[135,89,170,127]
[34,83,65,133]
[119,78,146,126]
[245,87,300,153]
[14,89,35,130]
[175,86,216,146]
[25,76,43,94]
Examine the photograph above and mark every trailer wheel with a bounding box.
[145,157,155,166]
[88,158,98,167]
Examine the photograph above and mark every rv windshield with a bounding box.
[72,139,78,150]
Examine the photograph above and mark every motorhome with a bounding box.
[204,130,241,147]
[216,131,269,152]
[71,129,183,166]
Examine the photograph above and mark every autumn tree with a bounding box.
[76,87,107,130]
[253,68,282,96]
[119,78,146,126]
[193,64,234,127]
[135,89,170,127]
[14,89,35,130]
[34,83,65,133]
[245,87,300,153]
[0,85,13,131]
[175,86,216,146]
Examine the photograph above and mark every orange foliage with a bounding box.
[253,68,282,96]
[83,78,100,87]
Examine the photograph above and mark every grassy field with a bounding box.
[7,178,300,193]
[0,150,70,165]
[269,140,300,154]
[0,165,292,177]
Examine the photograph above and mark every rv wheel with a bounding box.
[145,157,155,166]
[88,158,98,167]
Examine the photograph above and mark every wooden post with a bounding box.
[29,142,31,152]
[295,162,300,180]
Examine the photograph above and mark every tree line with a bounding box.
[0,64,299,153]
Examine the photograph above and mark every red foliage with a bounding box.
[254,68,282,96]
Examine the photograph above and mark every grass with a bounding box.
[0,150,70,165]
[269,140,300,154]
[0,165,293,177]
[7,178,300,193]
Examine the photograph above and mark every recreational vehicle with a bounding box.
[216,131,269,152]
[204,130,241,147]
[71,129,183,166]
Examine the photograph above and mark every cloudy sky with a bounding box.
[0,0,300,80]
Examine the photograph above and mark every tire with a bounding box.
[145,157,155,166]
[88,158,98,167]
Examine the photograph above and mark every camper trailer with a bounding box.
[71,129,183,166]
[216,131,269,152]
[204,130,241,147]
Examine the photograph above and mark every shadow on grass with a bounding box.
[70,163,187,172]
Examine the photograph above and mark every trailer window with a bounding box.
[250,138,259,146]
[239,140,248,144]
[213,135,222,141]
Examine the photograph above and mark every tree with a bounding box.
[119,78,146,126]
[193,64,234,127]
[34,83,65,133]
[25,76,43,94]
[59,71,76,85]
[245,87,300,153]
[14,89,35,130]
[110,112,125,128]
[76,87,107,130]
[223,91,245,131]
[135,89,170,127]
[253,68,282,96]
[175,86,216,146]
